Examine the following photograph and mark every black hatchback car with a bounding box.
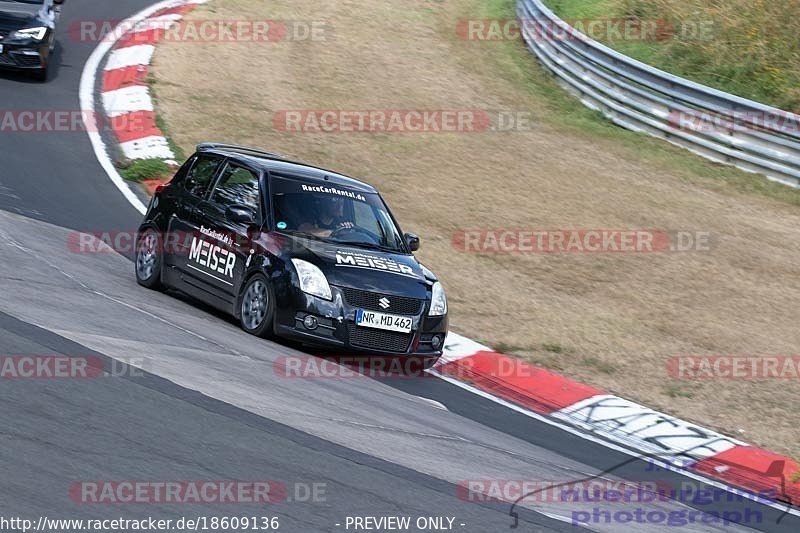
[0,0,61,81]
[136,144,449,364]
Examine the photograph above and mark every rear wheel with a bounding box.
[239,274,275,338]
[135,229,165,290]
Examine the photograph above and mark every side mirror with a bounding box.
[225,205,256,225]
[404,232,420,252]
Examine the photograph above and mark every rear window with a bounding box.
[185,155,223,197]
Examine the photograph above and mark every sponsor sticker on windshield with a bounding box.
[300,183,366,202]
[335,251,417,277]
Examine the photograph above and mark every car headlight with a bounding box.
[12,27,48,41]
[291,259,332,301]
[429,282,447,316]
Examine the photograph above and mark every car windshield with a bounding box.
[271,176,407,254]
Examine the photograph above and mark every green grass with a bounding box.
[155,113,185,162]
[581,356,617,374]
[665,384,695,399]
[493,341,525,353]
[542,343,565,354]
[542,0,800,112]
[113,71,181,186]
[147,77,186,162]
[119,159,172,182]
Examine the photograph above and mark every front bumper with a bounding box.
[0,41,48,70]
[274,284,448,359]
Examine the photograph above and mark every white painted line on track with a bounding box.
[119,136,175,160]
[104,44,155,71]
[102,85,154,117]
[131,13,185,32]
[440,332,490,363]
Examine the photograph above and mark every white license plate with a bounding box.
[0,45,4,54]
[355,309,413,333]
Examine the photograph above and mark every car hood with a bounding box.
[0,2,45,29]
[277,234,434,298]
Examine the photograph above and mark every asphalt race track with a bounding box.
[0,1,797,532]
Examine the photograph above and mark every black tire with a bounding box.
[239,273,275,338]
[135,229,165,291]
[32,66,48,82]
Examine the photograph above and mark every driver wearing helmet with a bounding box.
[299,195,354,237]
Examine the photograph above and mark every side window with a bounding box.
[171,155,196,185]
[185,155,223,197]
[211,164,260,212]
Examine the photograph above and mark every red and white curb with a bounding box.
[82,0,800,515]
[435,333,800,506]
[80,0,208,212]
[100,3,204,162]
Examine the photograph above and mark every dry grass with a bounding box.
[151,0,800,457]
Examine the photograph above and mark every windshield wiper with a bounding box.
[280,231,401,253]
[279,229,326,242]
[342,241,400,254]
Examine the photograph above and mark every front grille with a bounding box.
[349,327,412,353]
[13,54,40,67]
[0,54,14,66]
[341,287,422,315]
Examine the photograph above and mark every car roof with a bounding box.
[196,143,378,194]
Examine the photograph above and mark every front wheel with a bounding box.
[239,274,275,338]
[32,66,48,82]
[135,229,165,290]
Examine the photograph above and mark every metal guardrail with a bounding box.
[517,0,800,188]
